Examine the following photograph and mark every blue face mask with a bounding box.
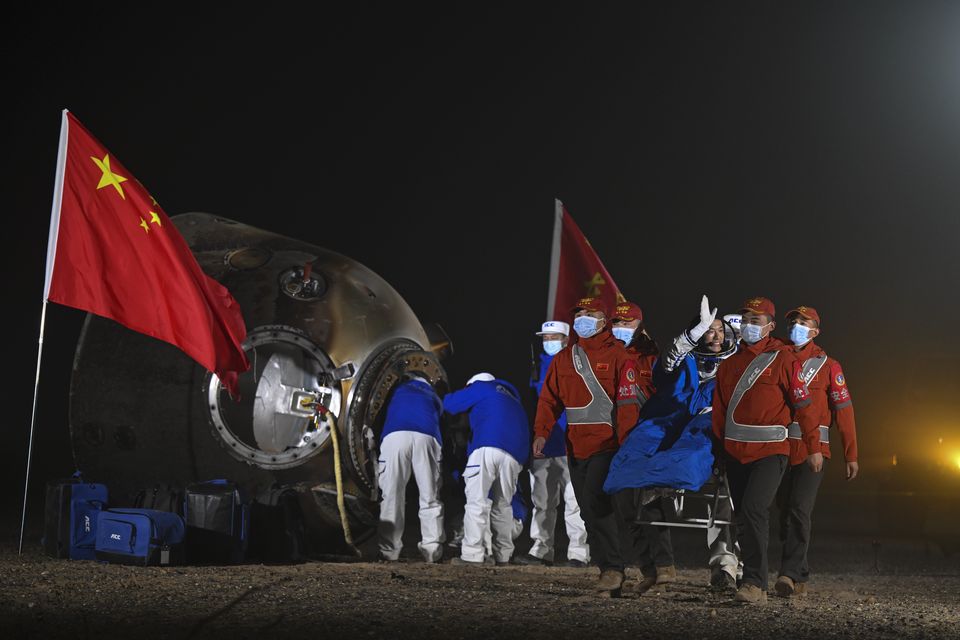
[573,315,601,339]
[790,324,813,346]
[612,327,635,344]
[740,322,769,345]
[543,340,564,356]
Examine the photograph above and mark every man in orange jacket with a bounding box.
[712,297,821,604]
[533,296,643,595]
[775,305,858,597]
[609,300,677,591]
[609,300,658,412]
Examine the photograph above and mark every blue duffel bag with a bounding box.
[43,473,108,561]
[95,508,185,566]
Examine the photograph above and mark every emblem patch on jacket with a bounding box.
[828,364,851,406]
[596,363,610,372]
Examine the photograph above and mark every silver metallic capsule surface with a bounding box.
[70,212,450,553]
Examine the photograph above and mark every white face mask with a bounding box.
[790,324,813,346]
[741,322,770,344]
[612,327,635,344]
[543,340,563,356]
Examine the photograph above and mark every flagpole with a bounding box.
[20,110,71,554]
[19,302,50,554]
[546,199,563,320]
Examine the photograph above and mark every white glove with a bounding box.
[688,295,717,343]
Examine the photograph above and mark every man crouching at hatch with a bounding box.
[532,297,643,596]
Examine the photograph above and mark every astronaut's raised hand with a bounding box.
[688,294,718,343]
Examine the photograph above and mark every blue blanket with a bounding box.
[604,355,715,494]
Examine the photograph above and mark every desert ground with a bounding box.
[2,519,957,640]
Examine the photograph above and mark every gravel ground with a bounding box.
[2,529,958,640]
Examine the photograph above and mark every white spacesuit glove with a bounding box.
[687,295,717,343]
[661,295,715,374]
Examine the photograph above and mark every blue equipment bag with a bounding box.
[42,473,108,560]
[183,479,250,564]
[95,508,185,566]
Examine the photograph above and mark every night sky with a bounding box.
[6,3,960,508]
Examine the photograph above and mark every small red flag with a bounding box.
[43,110,249,395]
[546,199,624,322]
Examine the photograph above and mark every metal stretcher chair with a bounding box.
[635,471,735,529]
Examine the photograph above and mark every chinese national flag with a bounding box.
[546,199,624,322]
[43,110,249,395]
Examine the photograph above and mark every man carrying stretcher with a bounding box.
[713,296,822,604]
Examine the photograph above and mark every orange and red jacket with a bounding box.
[787,341,858,465]
[621,347,657,443]
[534,328,642,459]
[712,336,819,464]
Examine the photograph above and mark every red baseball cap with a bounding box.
[785,305,821,326]
[739,296,776,318]
[571,296,607,315]
[611,301,643,323]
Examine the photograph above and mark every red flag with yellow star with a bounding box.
[546,199,624,322]
[43,110,249,395]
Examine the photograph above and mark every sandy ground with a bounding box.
[2,524,958,640]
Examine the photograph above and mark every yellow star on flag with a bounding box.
[585,272,606,297]
[91,154,128,199]
[149,211,162,227]
[139,217,150,233]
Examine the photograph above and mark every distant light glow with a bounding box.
[892,454,898,466]
[938,437,944,444]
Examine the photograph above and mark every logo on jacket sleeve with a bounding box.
[790,360,811,402]
[626,369,635,382]
[828,363,851,404]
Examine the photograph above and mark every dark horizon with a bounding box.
[6,3,960,519]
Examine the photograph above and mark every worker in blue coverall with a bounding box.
[443,373,530,566]
[377,374,445,562]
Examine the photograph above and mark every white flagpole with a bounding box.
[43,110,69,300]
[546,199,563,320]
[20,110,70,554]
[20,302,50,554]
